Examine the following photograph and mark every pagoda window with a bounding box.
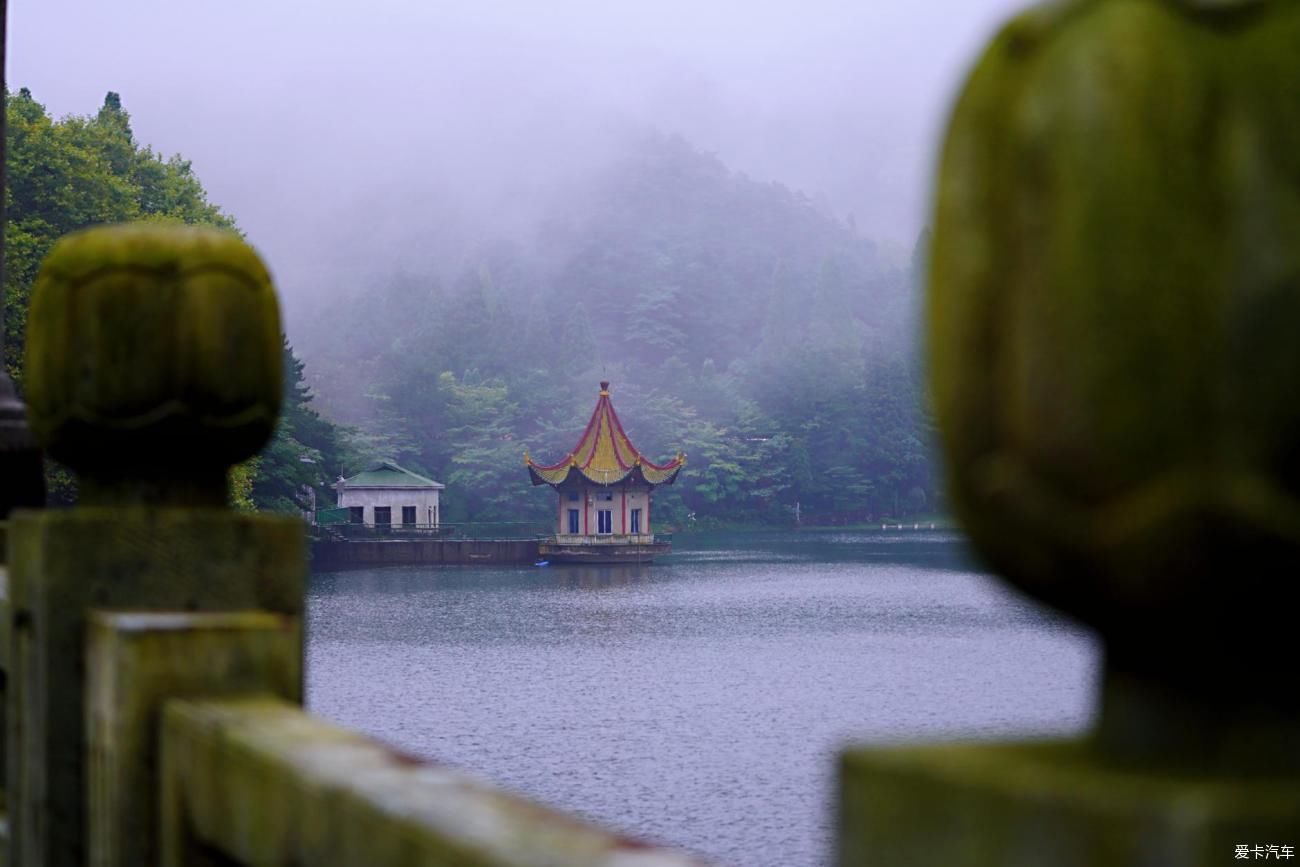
[568,491,579,501]
[598,491,614,502]
[630,508,642,534]
[568,509,580,534]
[597,509,613,535]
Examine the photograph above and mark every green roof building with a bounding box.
[334,461,444,528]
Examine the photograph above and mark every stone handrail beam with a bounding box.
[160,696,699,867]
[86,610,705,867]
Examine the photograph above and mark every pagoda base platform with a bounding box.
[539,537,672,564]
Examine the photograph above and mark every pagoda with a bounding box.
[526,381,685,563]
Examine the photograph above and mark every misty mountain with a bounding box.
[298,132,934,525]
[301,132,911,410]
[537,134,905,369]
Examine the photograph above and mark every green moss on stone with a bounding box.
[928,0,1300,726]
[841,740,1300,867]
[23,224,282,505]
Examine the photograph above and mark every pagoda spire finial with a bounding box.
[599,381,610,395]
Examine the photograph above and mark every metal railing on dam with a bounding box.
[316,522,551,541]
[309,521,552,568]
[3,0,1300,863]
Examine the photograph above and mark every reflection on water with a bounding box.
[549,563,654,588]
[307,530,1098,867]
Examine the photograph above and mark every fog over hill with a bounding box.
[9,0,1023,337]
[293,132,933,525]
[8,0,1033,521]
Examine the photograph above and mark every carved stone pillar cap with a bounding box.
[24,224,282,497]
[928,0,1300,750]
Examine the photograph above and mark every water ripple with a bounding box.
[307,531,1098,867]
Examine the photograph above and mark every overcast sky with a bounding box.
[9,0,1023,330]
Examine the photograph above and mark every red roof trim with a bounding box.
[526,383,685,486]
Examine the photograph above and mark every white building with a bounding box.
[335,461,444,528]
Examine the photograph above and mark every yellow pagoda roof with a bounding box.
[525,382,685,488]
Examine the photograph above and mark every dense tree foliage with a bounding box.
[4,89,348,509]
[247,339,350,514]
[302,134,939,527]
[4,88,234,383]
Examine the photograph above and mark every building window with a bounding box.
[348,507,364,524]
[598,491,614,502]
[402,506,417,526]
[597,509,613,535]
[374,507,392,526]
[568,509,580,534]
[568,491,579,501]
[630,508,642,534]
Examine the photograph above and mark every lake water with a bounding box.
[306,530,1099,866]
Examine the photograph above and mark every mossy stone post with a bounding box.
[6,225,304,867]
[87,611,302,867]
[841,1,1300,863]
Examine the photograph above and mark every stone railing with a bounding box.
[3,1,1300,865]
[841,0,1300,863]
[0,225,702,867]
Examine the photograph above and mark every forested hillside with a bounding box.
[301,134,938,527]
[4,89,347,509]
[5,89,937,524]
